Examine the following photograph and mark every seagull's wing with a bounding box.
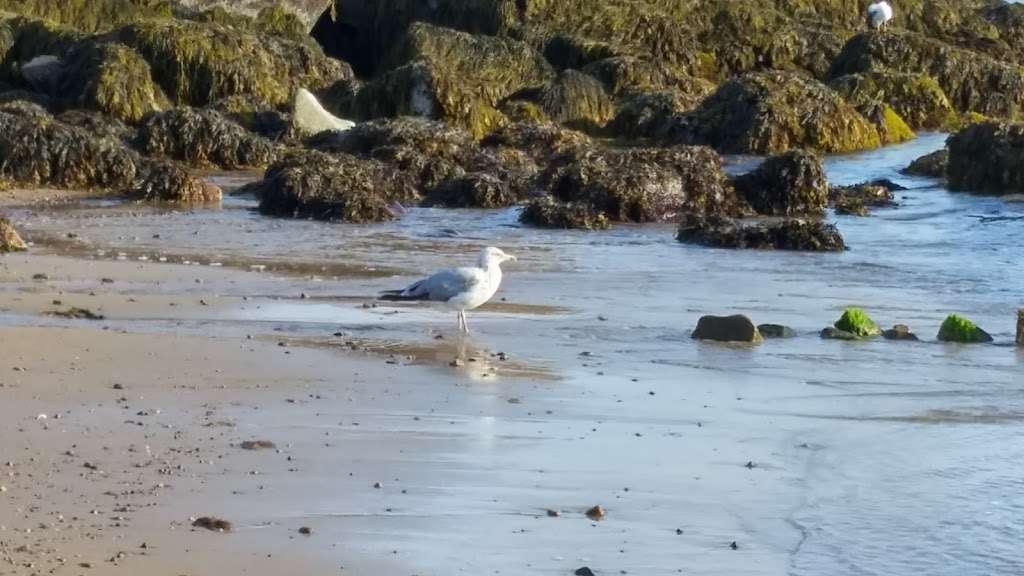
[389,267,484,302]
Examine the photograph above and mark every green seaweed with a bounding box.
[937,314,993,343]
[834,308,882,338]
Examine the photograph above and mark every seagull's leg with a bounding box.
[463,312,471,335]
[457,310,466,333]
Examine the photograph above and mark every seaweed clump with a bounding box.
[946,121,1024,195]
[136,107,276,169]
[677,214,846,252]
[731,149,828,216]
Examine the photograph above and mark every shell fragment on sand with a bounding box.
[293,88,355,137]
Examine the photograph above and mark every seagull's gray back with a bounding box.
[404,267,482,302]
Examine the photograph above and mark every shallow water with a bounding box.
[6,133,1024,574]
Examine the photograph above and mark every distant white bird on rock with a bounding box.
[867,1,894,31]
[380,247,517,334]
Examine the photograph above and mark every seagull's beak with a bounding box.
[507,254,517,262]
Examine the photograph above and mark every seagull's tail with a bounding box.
[378,290,429,302]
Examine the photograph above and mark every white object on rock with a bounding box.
[867,1,894,30]
[292,88,355,137]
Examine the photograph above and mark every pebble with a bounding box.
[585,505,605,521]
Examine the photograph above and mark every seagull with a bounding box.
[379,247,517,333]
[867,1,893,31]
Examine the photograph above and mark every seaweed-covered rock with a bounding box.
[59,41,168,123]
[0,215,27,252]
[677,214,846,252]
[0,106,138,190]
[902,149,948,178]
[582,56,708,98]
[353,23,554,138]
[255,150,418,222]
[426,173,515,208]
[137,107,276,169]
[829,31,1024,121]
[607,87,712,140]
[130,160,221,203]
[211,94,291,140]
[692,314,763,344]
[834,307,882,338]
[186,5,312,43]
[937,314,993,343]
[537,145,740,223]
[116,18,349,109]
[758,324,796,338]
[947,121,1024,195]
[857,102,916,146]
[667,71,882,154]
[829,70,958,131]
[828,182,896,216]
[519,197,610,230]
[731,150,828,216]
[0,0,172,34]
[508,70,615,133]
[481,121,591,164]
[55,109,135,143]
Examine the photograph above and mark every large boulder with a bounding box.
[902,149,948,178]
[115,18,349,109]
[0,103,138,190]
[833,308,882,338]
[136,107,277,169]
[254,150,419,223]
[536,145,741,223]
[731,150,828,216]
[947,121,1024,195]
[666,71,883,154]
[0,215,27,252]
[692,314,763,344]
[677,214,846,252]
[519,197,611,230]
[59,41,168,123]
[829,31,1024,121]
[352,23,554,138]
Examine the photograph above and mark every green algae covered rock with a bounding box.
[354,23,553,138]
[60,41,168,123]
[254,149,420,223]
[834,308,882,338]
[116,18,349,109]
[937,314,993,343]
[0,0,173,34]
[519,197,611,231]
[136,107,276,169]
[947,121,1024,195]
[667,71,882,154]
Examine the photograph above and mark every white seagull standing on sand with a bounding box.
[380,247,517,333]
[867,1,894,31]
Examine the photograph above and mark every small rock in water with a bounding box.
[757,324,796,339]
[820,327,859,341]
[32,273,49,281]
[744,461,756,469]
[585,505,605,521]
[730,541,739,550]
[298,526,312,535]
[575,568,596,576]
[449,358,464,368]
[239,440,276,450]
[546,509,560,517]
[883,324,919,341]
[373,482,382,489]
[692,314,763,343]
[50,307,105,320]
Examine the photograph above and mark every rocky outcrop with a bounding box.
[130,160,222,203]
[830,31,1024,121]
[536,145,740,224]
[0,215,27,252]
[115,18,349,109]
[607,85,713,140]
[425,173,516,209]
[519,197,611,230]
[692,314,763,344]
[352,23,553,138]
[136,108,277,169]
[254,150,419,222]
[937,314,993,343]
[180,2,327,35]
[829,70,958,131]
[902,149,948,178]
[731,150,828,216]
[677,214,846,252]
[829,182,896,216]
[665,71,883,154]
[480,121,591,164]
[59,41,168,123]
[947,121,1024,195]
[507,70,615,133]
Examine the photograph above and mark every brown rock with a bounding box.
[692,315,763,344]
[192,516,232,532]
[0,217,27,252]
[585,505,605,521]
